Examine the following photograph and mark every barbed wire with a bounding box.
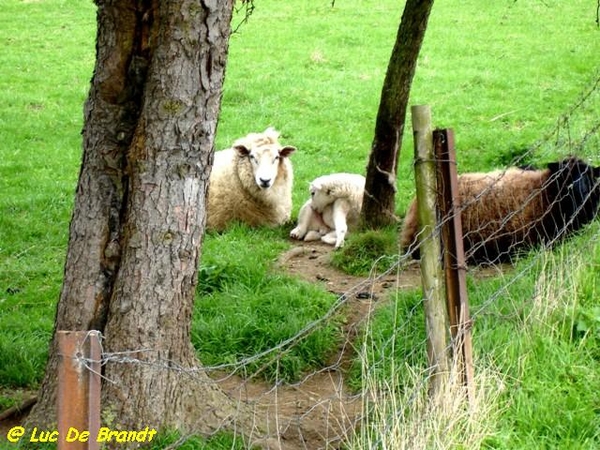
[65,70,600,449]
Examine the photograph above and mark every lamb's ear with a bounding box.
[234,144,250,157]
[327,184,341,197]
[279,146,296,158]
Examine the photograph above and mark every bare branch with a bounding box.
[233,0,255,34]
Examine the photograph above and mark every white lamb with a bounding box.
[207,128,296,230]
[290,173,365,248]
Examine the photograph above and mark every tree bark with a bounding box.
[28,0,248,436]
[361,0,434,229]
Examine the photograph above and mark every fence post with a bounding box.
[411,105,450,396]
[434,129,475,403]
[57,330,101,450]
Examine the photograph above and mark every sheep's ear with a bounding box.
[234,144,250,157]
[279,146,296,158]
[263,127,280,139]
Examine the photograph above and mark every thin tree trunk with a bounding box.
[28,0,250,435]
[361,0,434,228]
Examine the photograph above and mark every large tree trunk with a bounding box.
[28,0,248,435]
[361,0,434,228]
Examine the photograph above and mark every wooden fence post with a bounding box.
[411,105,450,396]
[57,330,101,450]
[434,129,475,402]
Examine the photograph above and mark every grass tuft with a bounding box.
[330,228,398,276]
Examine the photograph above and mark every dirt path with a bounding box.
[214,241,423,449]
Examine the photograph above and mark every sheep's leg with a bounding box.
[318,207,336,245]
[399,200,420,254]
[303,215,331,240]
[321,199,351,248]
[320,231,338,246]
[304,230,325,241]
[290,200,317,240]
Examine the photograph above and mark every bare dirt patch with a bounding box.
[276,241,422,298]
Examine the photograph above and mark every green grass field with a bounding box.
[1,0,599,448]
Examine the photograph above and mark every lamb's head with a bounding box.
[309,180,335,213]
[234,128,296,189]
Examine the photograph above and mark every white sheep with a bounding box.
[290,173,365,248]
[206,128,296,230]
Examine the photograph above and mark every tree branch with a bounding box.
[233,0,255,34]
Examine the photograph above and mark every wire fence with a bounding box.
[55,70,600,449]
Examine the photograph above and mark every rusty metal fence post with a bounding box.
[434,129,475,402]
[57,330,101,450]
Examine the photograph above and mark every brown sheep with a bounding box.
[400,157,600,263]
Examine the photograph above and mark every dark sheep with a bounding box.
[400,157,600,264]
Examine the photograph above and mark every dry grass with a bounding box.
[349,361,506,449]
[348,303,507,450]
[528,249,583,337]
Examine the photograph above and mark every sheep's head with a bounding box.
[309,180,335,213]
[234,128,295,189]
[547,157,600,227]
[308,174,365,213]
